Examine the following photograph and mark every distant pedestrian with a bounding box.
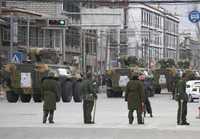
[81,73,98,124]
[41,71,59,124]
[176,73,190,125]
[125,73,145,124]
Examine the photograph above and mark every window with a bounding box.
[2,27,10,42]
[192,88,197,92]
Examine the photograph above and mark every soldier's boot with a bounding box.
[43,111,48,124]
[150,113,153,118]
[137,111,144,125]
[182,120,190,125]
[128,110,134,124]
[144,111,146,117]
[129,117,134,124]
[49,110,54,124]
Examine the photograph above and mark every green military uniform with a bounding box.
[125,76,145,124]
[176,78,189,125]
[81,78,97,124]
[41,76,59,124]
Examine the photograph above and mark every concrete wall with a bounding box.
[6,1,63,16]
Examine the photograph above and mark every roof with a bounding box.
[0,7,43,17]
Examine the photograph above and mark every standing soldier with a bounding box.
[81,73,98,124]
[176,73,190,125]
[125,73,145,124]
[139,75,153,118]
[41,71,59,124]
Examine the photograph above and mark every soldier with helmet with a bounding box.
[81,72,98,124]
[41,70,59,124]
[139,74,153,118]
[125,72,145,124]
[176,73,190,125]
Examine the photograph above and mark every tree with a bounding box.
[157,59,167,69]
[166,59,176,68]
[127,56,138,66]
[177,61,190,69]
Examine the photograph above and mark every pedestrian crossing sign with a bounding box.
[12,52,22,63]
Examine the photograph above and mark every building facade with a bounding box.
[127,4,179,67]
[179,36,200,69]
[2,0,82,64]
[164,14,179,60]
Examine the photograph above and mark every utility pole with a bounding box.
[106,30,110,70]
[10,14,14,62]
[27,17,30,50]
[82,31,86,75]
[62,28,66,62]
[117,28,121,67]
[100,30,103,76]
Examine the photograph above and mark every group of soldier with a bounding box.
[41,71,97,124]
[41,69,189,126]
[41,70,153,125]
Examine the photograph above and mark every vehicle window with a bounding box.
[186,85,190,88]
[58,68,71,76]
[192,88,197,92]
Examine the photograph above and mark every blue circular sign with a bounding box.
[189,10,200,23]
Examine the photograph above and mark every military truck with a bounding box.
[2,48,82,103]
[105,67,152,97]
[105,68,130,97]
[152,67,177,94]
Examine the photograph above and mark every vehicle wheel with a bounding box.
[20,94,31,103]
[106,90,113,97]
[6,91,19,103]
[61,80,73,102]
[33,93,42,102]
[188,95,193,102]
[114,90,123,97]
[149,89,154,97]
[73,81,82,102]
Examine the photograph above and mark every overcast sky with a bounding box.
[161,3,200,39]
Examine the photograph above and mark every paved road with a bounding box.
[0,93,200,139]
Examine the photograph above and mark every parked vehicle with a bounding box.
[2,48,82,103]
[186,80,200,102]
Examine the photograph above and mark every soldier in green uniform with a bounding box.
[41,71,59,124]
[125,73,145,124]
[176,73,189,125]
[81,73,97,124]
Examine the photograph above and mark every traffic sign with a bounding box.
[12,52,23,63]
[188,10,200,23]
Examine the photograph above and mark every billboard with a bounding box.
[81,7,124,29]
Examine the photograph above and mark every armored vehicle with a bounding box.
[105,68,130,97]
[2,48,82,103]
[152,68,177,94]
[105,67,152,97]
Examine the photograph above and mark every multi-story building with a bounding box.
[179,36,200,69]
[63,1,99,73]
[127,4,179,67]
[1,0,82,64]
[164,13,179,60]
